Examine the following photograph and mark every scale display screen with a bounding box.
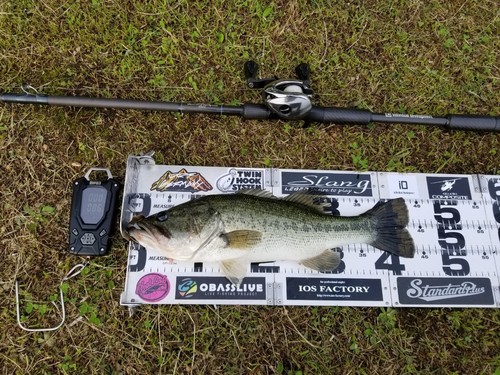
[80,186,108,225]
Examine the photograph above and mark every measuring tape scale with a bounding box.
[124,197,499,278]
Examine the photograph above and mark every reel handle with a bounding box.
[244,60,259,80]
[244,61,277,89]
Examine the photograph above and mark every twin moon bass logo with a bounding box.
[136,273,170,302]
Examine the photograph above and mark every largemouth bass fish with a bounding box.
[126,190,415,284]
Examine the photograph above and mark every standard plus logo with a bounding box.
[397,277,494,305]
[406,279,485,301]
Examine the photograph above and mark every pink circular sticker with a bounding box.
[136,273,170,302]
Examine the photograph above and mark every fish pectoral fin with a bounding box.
[222,230,262,249]
[220,260,247,285]
[300,249,341,272]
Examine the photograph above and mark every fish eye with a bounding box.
[156,212,168,222]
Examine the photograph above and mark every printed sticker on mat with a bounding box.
[136,273,171,302]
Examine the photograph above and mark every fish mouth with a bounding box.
[125,220,172,243]
[123,215,147,242]
[125,221,150,243]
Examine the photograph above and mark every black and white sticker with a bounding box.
[396,277,495,306]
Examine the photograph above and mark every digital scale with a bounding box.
[119,154,500,309]
[69,168,120,257]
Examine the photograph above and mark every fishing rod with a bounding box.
[1,61,498,132]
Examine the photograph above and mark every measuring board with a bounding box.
[119,154,500,308]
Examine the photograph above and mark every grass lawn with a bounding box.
[0,1,498,374]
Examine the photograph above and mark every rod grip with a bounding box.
[307,107,373,124]
[446,114,499,131]
[242,103,273,119]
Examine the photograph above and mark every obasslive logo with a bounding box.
[406,279,485,301]
[175,277,266,300]
[177,278,198,298]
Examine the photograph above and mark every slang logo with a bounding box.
[177,278,198,298]
[151,168,213,192]
[281,172,372,196]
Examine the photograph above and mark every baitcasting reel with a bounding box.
[244,61,314,120]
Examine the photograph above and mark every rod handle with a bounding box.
[242,103,273,119]
[306,106,373,124]
[446,114,499,131]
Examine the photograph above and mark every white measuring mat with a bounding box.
[119,155,500,308]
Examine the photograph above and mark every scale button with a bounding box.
[72,228,79,236]
[99,229,107,237]
[81,232,96,245]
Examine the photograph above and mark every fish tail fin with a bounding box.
[365,198,415,258]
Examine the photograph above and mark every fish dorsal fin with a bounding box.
[300,249,341,272]
[283,191,326,213]
[222,230,262,248]
[220,260,247,285]
[237,189,276,199]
